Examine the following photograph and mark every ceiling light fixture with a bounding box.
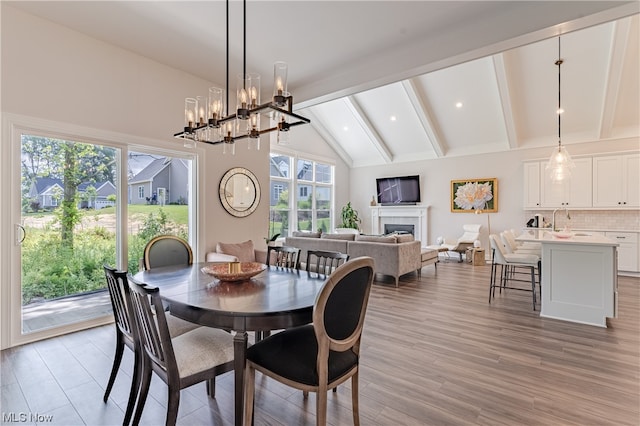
[546,36,575,182]
[174,0,310,153]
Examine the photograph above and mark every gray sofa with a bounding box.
[285,232,438,287]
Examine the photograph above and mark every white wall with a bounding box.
[345,138,639,250]
[0,5,352,262]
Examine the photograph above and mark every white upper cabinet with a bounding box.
[593,154,640,208]
[524,158,592,209]
[540,158,592,208]
[523,162,541,208]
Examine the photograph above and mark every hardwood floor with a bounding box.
[2,261,638,425]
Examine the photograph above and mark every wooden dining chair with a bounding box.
[266,245,301,269]
[142,234,193,270]
[102,265,140,426]
[127,275,235,426]
[244,257,375,426]
[102,265,199,425]
[306,250,350,276]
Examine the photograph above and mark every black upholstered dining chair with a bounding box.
[102,265,198,425]
[266,245,301,269]
[243,256,375,426]
[306,249,350,276]
[127,275,235,426]
[142,234,193,270]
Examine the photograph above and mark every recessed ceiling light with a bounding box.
[343,126,349,131]
[390,115,397,121]
[455,102,463,108]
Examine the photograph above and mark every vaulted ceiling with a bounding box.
[300,14,640,167]
[7,1,639,168]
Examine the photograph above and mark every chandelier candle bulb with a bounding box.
[196,96,206,126]
[273,62,288,105]
[248,72,260,108]
[208,87,224,126]
[184,98,197,133]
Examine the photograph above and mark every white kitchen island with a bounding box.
[518,231,619,327]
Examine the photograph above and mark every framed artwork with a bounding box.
[451,178,498,213]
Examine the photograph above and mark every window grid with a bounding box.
[269,153,334,237]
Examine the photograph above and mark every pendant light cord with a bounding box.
[243,0,246,82]
[556,37,563,149]
[225,0,229,116]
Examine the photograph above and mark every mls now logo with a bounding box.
[2,412,54,423]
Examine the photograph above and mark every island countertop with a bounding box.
[517,230,619,247]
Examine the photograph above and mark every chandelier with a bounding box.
[546,36,575,182]
[174,0,310,153]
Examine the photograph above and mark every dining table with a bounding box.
[132,262,327,426]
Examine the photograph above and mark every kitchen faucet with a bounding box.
[552,207,571,232]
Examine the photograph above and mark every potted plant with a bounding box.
[264,233,280,246]
[336,202,361,233]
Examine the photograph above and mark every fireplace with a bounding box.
[370,205,429,246]
[384,224,415,235]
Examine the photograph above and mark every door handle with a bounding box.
[16,224,25,245]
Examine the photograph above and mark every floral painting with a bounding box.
[451,178,498,213]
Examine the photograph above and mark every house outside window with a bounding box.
[269,152,334,237]
[273,184,284,203]
[138,186,144,199]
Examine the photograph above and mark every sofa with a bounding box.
[285,231,438,287]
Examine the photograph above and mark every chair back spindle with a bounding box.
[267,245,301,269]
[306,250,350,276]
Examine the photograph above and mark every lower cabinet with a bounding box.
[605,232,639,272]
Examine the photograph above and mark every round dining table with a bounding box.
[133,262,326,426]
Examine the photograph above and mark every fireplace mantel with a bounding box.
[370,205,429,246]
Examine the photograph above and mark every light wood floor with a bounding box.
[2,261,638,425]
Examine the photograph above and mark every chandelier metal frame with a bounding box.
[174,0,310,147]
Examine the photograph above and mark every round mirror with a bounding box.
[219,167,261,217]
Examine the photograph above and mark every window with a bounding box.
[269,152,334,237]
[138,186,145,199]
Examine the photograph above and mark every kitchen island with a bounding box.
[517,230,619,327]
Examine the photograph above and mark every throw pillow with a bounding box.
[395,234,415,243]
[321,233,357,241]
[355,235,397,243]
[216,239,255,262]
[291,231,321,238]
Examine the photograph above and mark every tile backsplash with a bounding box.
[524,210,640,231]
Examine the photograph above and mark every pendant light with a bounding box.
[546,36,575,182]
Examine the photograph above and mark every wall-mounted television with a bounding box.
[376,175,421,205]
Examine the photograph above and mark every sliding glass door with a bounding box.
[16,132,194,339]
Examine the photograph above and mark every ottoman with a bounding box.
[419,247,439,276]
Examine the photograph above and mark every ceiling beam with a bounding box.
[401,79,446,157]
[304,110,354,168]
[343,96,393,164]
[599,17,632,139]
[492,53,519,149]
